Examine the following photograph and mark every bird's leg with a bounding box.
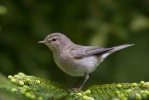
[70,77,83,92]
[77,73,89,91]
[74,77,83,88]
[70,73,89,92]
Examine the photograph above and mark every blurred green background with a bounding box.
[0,0,149,89]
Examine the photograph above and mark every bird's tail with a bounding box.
[98,44,134,63]
[110,44,134,53]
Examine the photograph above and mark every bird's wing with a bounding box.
[70,45,113,58]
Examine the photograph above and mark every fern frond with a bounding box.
[1,72,149,100]
[8,72,69,100]
[87,82,149,100]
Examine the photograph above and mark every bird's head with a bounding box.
[38,33,73,52]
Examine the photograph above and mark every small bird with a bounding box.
[38,33,134,91]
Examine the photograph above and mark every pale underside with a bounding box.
[53,45,112,76]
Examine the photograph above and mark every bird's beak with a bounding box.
[38,41,47,43]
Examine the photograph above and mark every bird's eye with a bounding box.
[52,38,57,41]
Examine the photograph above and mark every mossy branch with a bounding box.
[0,72,149,100]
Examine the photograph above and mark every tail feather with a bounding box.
[110,44,134,52]
[98,44,134,62]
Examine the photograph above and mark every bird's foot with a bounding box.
[69,88,81,92]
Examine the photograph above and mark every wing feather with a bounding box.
[70,45,113,58]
